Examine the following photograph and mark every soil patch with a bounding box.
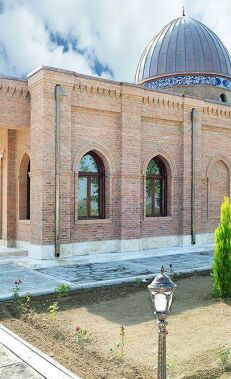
[0,275,231,378]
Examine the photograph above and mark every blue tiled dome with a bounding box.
[135,16,231,84]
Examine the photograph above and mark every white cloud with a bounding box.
[0,0,231,82]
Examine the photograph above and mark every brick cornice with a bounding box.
[202,105,231,119]
[142,94,184,110]
[73,82,122,98]
[0,84,29,100]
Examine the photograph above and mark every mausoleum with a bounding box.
[0,15,231,259]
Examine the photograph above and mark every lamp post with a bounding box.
[148,266,177,379]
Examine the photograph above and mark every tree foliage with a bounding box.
[212,197,231,298]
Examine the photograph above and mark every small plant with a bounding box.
[74,325,90,345]
[12,281,34,320]
[48,301,59,321]
[167,355,177,374]
[20,293,34,321]
[212,197,231,298]
[219,345,231,371]
[135,278,142,284]
[12,279,22,303]
[110,325,126,359]
[56,283,71,298]
[12,280,22,316]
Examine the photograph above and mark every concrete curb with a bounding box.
[0,324,81,379]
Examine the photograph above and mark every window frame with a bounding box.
[146,157,167,217]
[78,152,105,220]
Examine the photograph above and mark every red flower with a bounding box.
[75,326,81,332]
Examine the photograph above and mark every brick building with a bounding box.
[0,15,231,260]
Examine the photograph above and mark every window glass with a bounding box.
[146,157,166,217]
[78,151,104,219]
[78,177,88,217]
[146,178,152,216]
[19,154,30,220]
[154,179,162,215]
[147,160,161,175]
[78,154,99,173]
[90,177,100,216]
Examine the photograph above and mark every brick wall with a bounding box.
[1,67,231,254]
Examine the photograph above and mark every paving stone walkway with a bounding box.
[38,250,213,283]
[0,247,213,300]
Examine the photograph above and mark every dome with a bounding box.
[135,16,231,88]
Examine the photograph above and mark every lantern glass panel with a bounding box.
[153,292,167,313]
[153,291,173,313]
[166,291,173,311]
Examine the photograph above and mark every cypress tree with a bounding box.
[212,197,231,298]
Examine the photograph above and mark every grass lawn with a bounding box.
[0,275,231,378]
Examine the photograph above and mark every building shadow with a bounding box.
[0,275,229,328]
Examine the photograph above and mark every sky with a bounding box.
[0,0,231,82]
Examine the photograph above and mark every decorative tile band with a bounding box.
[144,75,231,91]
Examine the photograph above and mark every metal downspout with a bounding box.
[191,108,196,245]
[54,85,65,258]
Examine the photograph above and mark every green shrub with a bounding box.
[219,345,231,371]
[212,197,231,298]
[20,293,35,321]
[48,301,59,321]
[56,283,71,297]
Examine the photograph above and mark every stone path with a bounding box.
[38,250,213,283]
[0,246,213,300]
[0,324,80,379]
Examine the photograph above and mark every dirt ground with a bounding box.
[0,275,231,379]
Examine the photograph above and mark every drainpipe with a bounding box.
[54,85,65,257]
[191,108,196,245]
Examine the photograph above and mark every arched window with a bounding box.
[146,157,167,217]
[78,152,105,219]
[19,154,30,220]
[27,161,30,219]
[220,93,227,103]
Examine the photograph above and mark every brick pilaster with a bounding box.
[180,100,203,244]
[120,85,142,250]
[4,130,16,246]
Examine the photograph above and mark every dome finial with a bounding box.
[182,6,185,16]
